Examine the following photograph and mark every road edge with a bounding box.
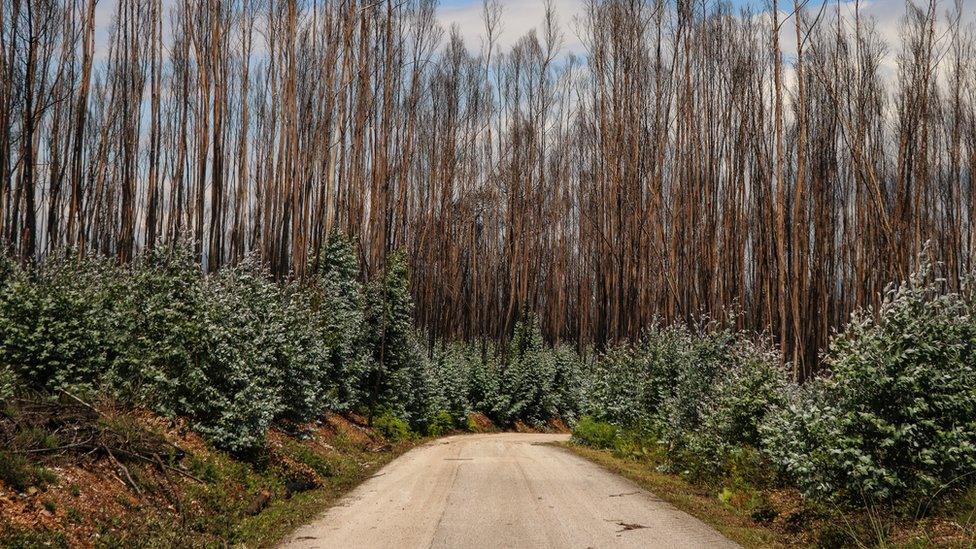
[553,442,793,549]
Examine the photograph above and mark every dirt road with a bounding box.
[280,433,738,549]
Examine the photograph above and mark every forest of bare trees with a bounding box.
[1,0,974,376]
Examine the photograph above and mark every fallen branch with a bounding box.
[105,445,142,495]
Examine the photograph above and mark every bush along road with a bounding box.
[2,243,976,546]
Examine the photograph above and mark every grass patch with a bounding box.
[0,400,422,548]
[234,446,406,547]
[945,486,976,530]
[0,526,69,549]
[0,451,58,492]
[570,416,619,449]
[558,442,794,548]
[561,442,976,548]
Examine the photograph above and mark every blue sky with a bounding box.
[87,0,973,64]
[436,0,834,56]
[438,0,825,9]
[437,0,976,60]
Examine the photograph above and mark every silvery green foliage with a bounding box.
[311,232,371,411]
[497,315,558,426]
[109,251,281,452]
[430,343,473,424]
[552,344,586,422]
[109,248,322,450]
[582,323,708,429]
[119,253,328,452]
[580,320,789,479]
[0,238,622,452]
[0,253,120,394]
[758,379,838,494]
[181,259,285,452]
[393,335,441,429]
[635,324,698,418]
[698,340,789,448]
[581,322,715,429]
[465,342,504,417]
[276,284,331,422]
[0,363,15,401]
[363,252,443,430]
[582,344,648,426]
[425,335,589,428]
[761,258,976,503]
[363,252,413,406]
[110,246,203,404]
[684,339,790,476]
[657,325,738,448]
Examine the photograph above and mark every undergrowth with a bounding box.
[2,240,975,546]
[571,252,976,546]
[0,237,582,453]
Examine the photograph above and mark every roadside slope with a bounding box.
[280,433,738,549]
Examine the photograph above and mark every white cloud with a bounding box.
[438,0,587,56]
[775,0,976,87]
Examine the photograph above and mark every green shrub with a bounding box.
[466,343,504,418]
[497,314,558,426]
[758,379,837,492]
[98,236,375,452]
[582,344,647,426]
[395,337,442,430]
[109,245,203,403]
[609,423,662,459]
[0,364,15,401]
[122,256,289,453]
[186,260,289,452]
[682,339,791,478]
[310,232,371,412]
[427,410,455,437]
[552,344,585,422]
[114,247,329,449]
[572,416,619,449]
[582,322,716,429]
[0,241,595,453]
[761,259,976,503]
[701,341,790,449]
[363,253,419,417]
[432,331,584,429]
[656,325,739,453]
[373,412,411,442]
[0,254,120,393]
[583,320,789,482]
[274,285,331,423]
[429,343,472,426]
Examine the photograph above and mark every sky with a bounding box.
[88,0,976,65]
[99,1,808,60]
[436,0,817,55]
[437,0,976,63]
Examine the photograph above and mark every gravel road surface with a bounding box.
[280,433,739,549]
